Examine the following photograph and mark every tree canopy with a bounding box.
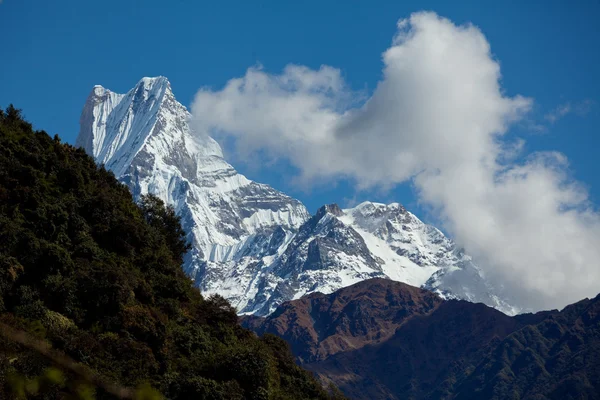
[0,105,342,400]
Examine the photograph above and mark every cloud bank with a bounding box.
[191,11,600,311]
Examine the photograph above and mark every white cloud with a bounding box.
[545,99,595,123]
[545,103,572,123]
[191,11,600,311]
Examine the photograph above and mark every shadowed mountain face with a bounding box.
[242,278,443,363]
[243,279,600,400]
[453,297,600,400]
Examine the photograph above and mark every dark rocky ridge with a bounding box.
[244,278,600,399]
[242,278,442,363]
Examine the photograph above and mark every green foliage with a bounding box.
[0,106,341,399]
[134,383,162,400]
[7,367,66,399]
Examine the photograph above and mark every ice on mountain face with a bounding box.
[340,201,518,315]
[77,77,517,317]
[199,201,516,316]
[77,76,309,280]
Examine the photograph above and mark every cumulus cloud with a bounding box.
[190,11,600,311]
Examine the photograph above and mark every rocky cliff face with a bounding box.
[76,77,309,288]
[77,77,517,316]
[218,201,516,316]
[245,278,600,400]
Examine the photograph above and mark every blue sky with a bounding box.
[1,0,598,219]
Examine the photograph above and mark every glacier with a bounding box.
[76,76,519,316]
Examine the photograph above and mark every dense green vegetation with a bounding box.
[0,105,342,400]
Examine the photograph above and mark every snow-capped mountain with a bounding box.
[203,201,517,316]
[341,202,517,314]
[76,77,517,316]
[77,77,309,274]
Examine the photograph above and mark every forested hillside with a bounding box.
[0,105,342,400]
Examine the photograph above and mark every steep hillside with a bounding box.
[454,295,600,399]
[246,278,600,399]
[242,278,443,363]
[0,106,342,400]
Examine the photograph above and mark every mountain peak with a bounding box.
[87,77,170,100]
[139,75,169,85]
[351,200,406,213]
[242,278,443,363]
[129,76,173,107]
[76,76,185,176]
[135,76,171,94]
[86,84,117,102]
[77,77,311,306]
[91,84,108,95]
[316,203,344,218]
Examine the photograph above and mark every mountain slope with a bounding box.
[76,77,310,284]
[242,278,443,363]
[246,278,600,399]
[76,77,516,316]
[454,296,600,399]
[340,201,515,313]
[0,105,341,399]
[227,202,515,316]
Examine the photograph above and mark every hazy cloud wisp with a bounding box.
[191,11,600,311]
[545,100,595,124]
